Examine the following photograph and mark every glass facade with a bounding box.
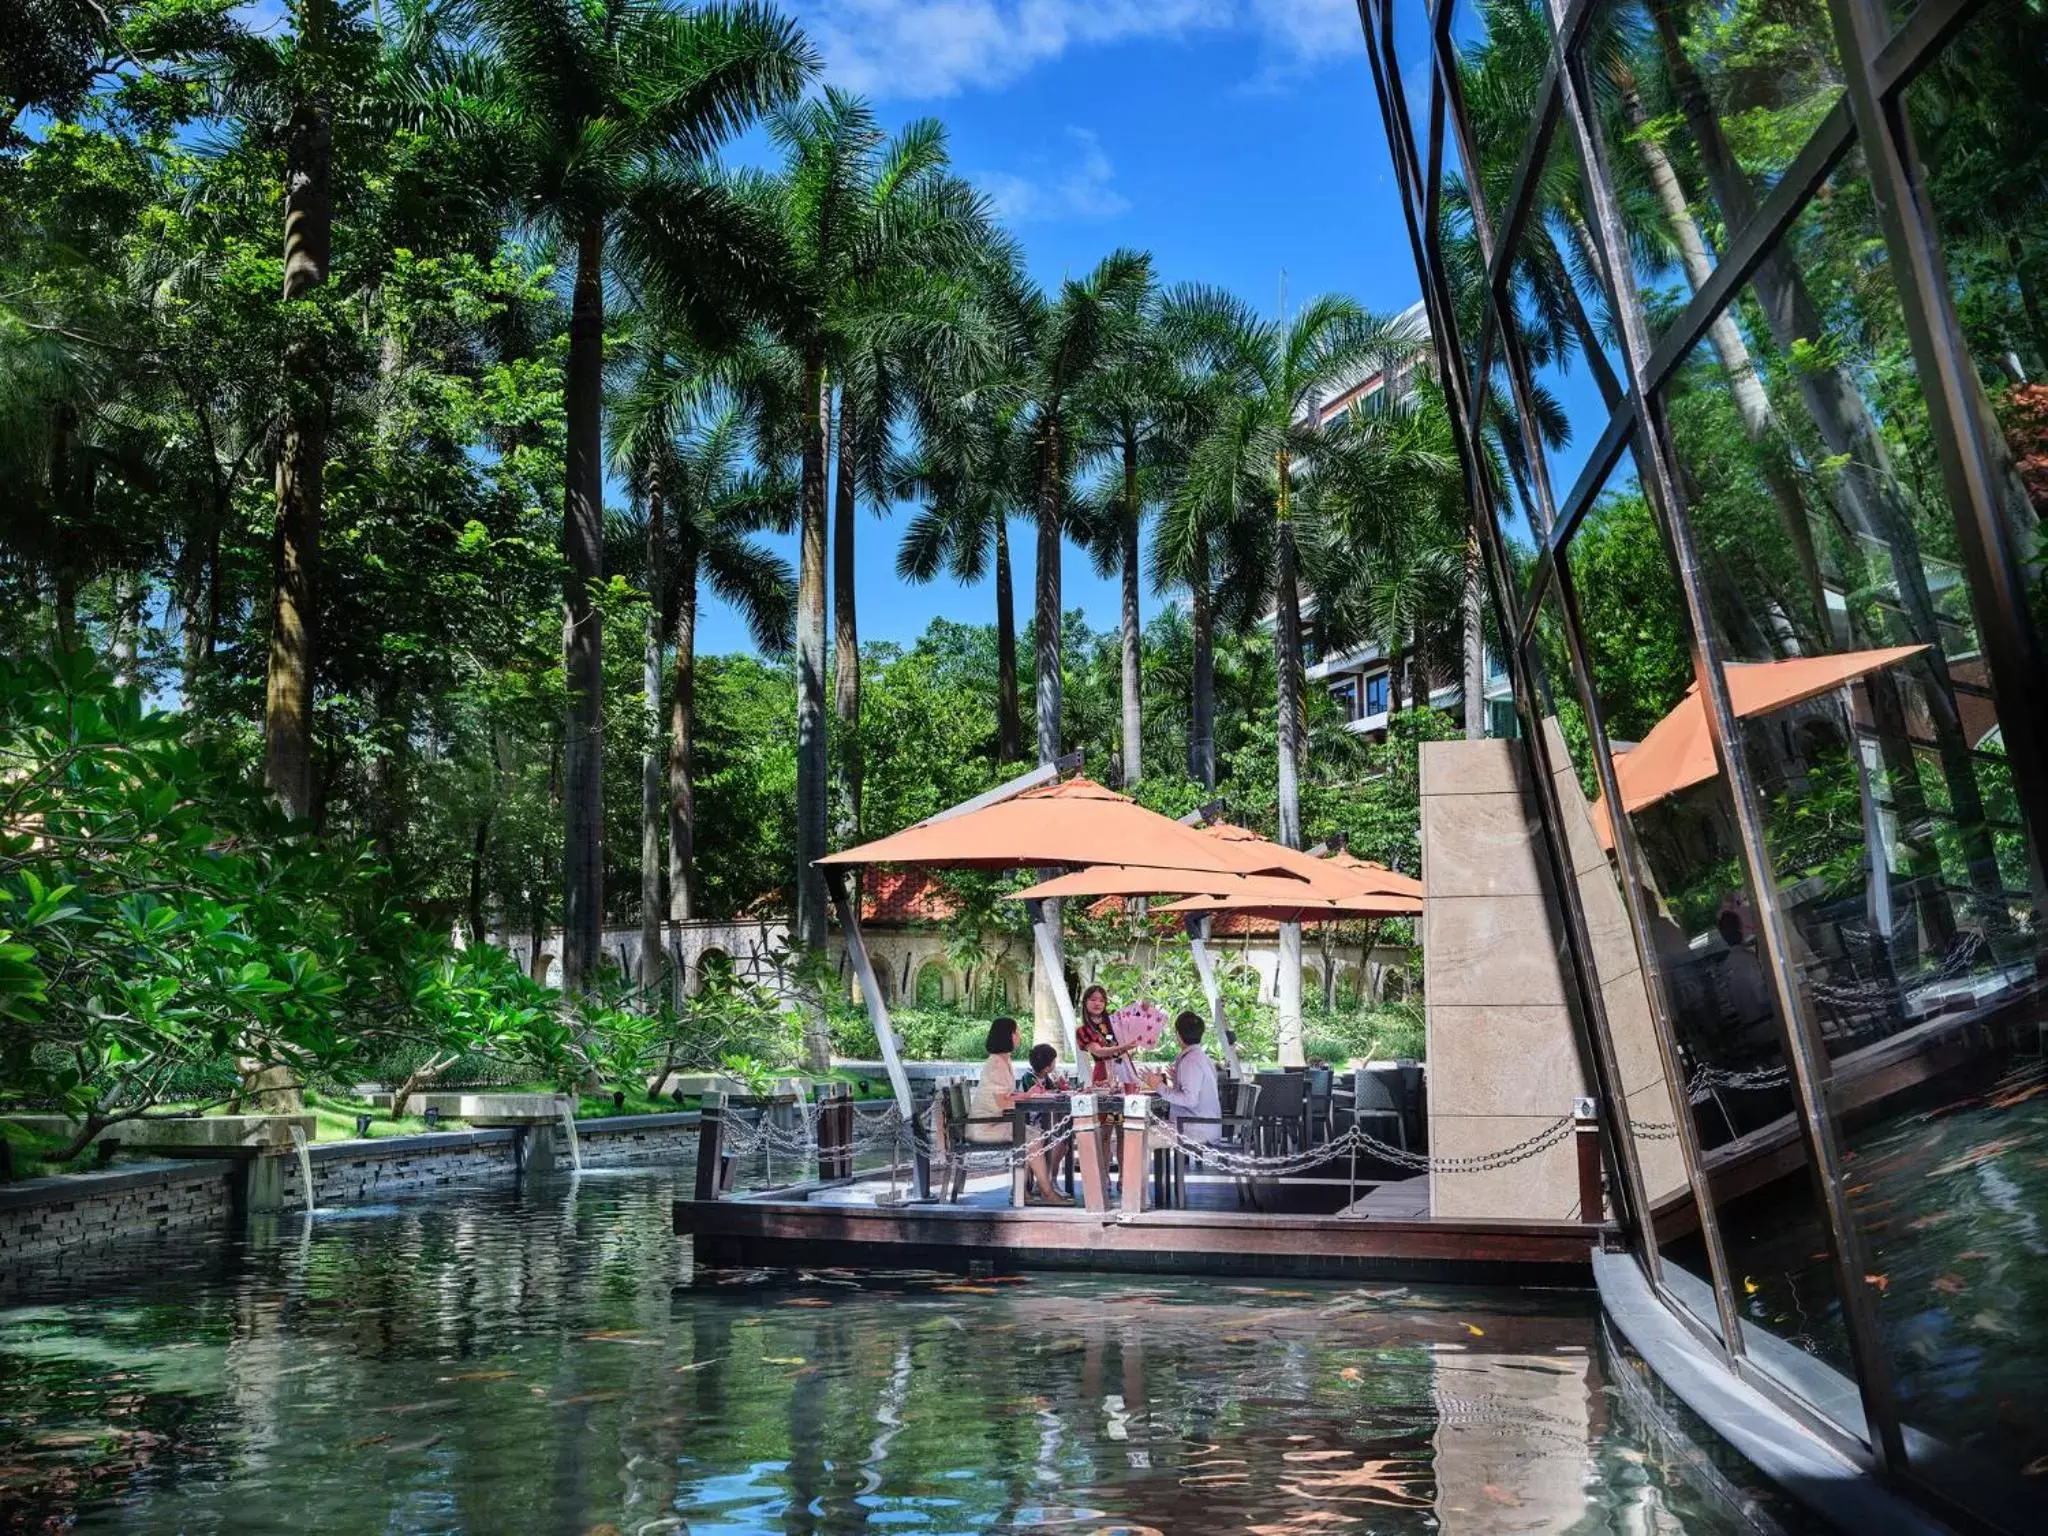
[1358,0,2048,1527]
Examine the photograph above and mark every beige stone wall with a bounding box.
[1421,739,1588,1220]
[1537,719,1691,1208]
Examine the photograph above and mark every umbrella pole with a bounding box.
[1185,914,1238,1076]
[1026,898,1081,1064]
[824,868,914,1123]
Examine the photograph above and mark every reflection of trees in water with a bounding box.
[1,1188,1746,1534]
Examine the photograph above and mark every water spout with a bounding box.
[287,1124,316,1215]
[557,1101,582,1172]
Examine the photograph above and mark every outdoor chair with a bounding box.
[935,1080,1021,1204]
[1345,1068,1407,1151]
[1252,1070,1310,1158]
[1396,1061,1426,1149]
[1305,1066,1334,1144]
[1155,1078,1262,1210]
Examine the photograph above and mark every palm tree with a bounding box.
[895,386,1034,762]
[444,0,813,992]
[1075,268,1170,787]
[1173,290,1422,1063]
[615,362,795,943]
[1007,250,1153,767]
[821,137,998,840]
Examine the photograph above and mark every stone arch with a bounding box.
[1334,964,1365,1009]
[913,959,950,1007]
[695,947,734,995]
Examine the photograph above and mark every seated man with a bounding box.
[1148,1011,1221,1148]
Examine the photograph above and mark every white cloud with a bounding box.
[791,0,1359,100]
[977,128,1131,223]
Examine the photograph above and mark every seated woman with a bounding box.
[968,1017,1071,1205]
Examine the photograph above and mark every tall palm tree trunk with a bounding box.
[794,357,832,1065]
[1034,425,1064,765]
[994,515,1021,762]
[1189,546,1216,790]
[639,491,664,996]
[263,15,331,824]
[559,216,607,995]
[832,391,861,834]
[1275,455,1305,1067]
[1119,432,1143,787]
[667,549,699,926]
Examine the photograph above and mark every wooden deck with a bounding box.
[676,1169,1603,1285]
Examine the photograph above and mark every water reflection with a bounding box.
[0,1170,1780,1532]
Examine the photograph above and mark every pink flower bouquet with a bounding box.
[1110,999,1169,1051]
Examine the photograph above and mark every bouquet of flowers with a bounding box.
[1110,999,1169,1051]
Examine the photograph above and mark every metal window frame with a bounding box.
[1357,0,2048,1522]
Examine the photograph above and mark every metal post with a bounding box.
[1185,915,1239,1076]
[693,1092,726,1203]
[824,867,913,1121]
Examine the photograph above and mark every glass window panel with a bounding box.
[1588,0,1847,342]
[1523,571,1723,1342]
[1660,139,2048,1496]
[1557,474,1868,1430]
[1501,118,1632,514]
[1905,0,2048,556]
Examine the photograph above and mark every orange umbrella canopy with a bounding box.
[1008,865,1289,901]
[1591,645,1927,843]
[1009,828,1422,904]
[1320,847,1424,900]
[1157,881,1423,922]
[817,777,1307,878]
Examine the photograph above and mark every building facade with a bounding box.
[1355,0,2047,1529]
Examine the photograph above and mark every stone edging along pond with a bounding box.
[0,1111,701,1269]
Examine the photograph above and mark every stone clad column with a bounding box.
[1421,739,1587,1219]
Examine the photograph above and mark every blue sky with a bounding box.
[692,0,1431,656]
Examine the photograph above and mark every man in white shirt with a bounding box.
[1150,1012,1222,1147]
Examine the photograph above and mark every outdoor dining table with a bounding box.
[1004,1090,1164,1208]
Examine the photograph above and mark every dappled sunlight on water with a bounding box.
[0,1169,1784,1532]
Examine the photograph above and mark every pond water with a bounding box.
[0,1168,1795,1533]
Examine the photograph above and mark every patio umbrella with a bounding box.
[1156,884,1424,922]
[1588,645,1928,848]
[818,778,1308,879]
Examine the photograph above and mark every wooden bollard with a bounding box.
[911,1082,936,1201]
[1574,1096,1603,1224]
[1120,1094,1152,1215]
[1071,1094,1112,1212]
[694,1092,727,1202]
[818,1083,852,1182]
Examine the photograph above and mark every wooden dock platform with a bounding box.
[676,1172,1604,1285]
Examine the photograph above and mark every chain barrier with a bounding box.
[722,1098,1588,1183]
[1143,1113,1575,1177]
[1686,1062,1791,1101]
[1630,1120,1680,1140]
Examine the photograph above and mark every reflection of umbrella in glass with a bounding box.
[1589,645,1927,848]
